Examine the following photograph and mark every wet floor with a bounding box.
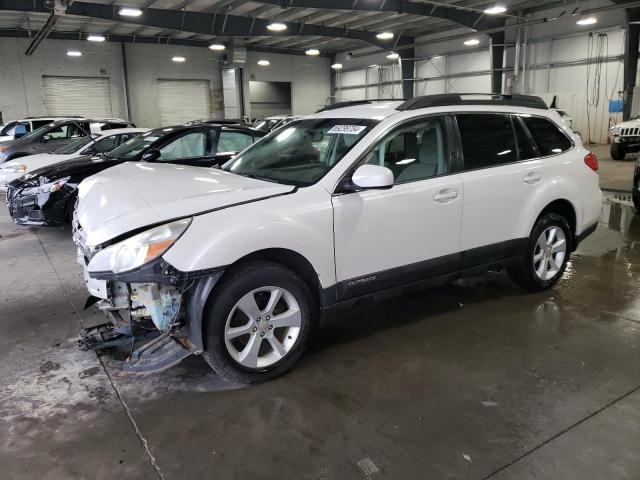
[1,194,639,479]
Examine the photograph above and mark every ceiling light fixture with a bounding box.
[119,7,142,17]
[484,5,507,15]
[376,31,394,40]
[267,22,287,32]
[331,63,343,70]
[258,59,271,66]
[464,38,480,46]
[87,34,105,42]
[386,52,399,59]
[67,50,82,57]
[172,56,186,62]
[209,44,225,51]
[305,48,320,56]
[576,16,597,26]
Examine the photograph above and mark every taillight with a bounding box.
[584,152,598,171]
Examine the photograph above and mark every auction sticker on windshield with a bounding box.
[328,125,367,135]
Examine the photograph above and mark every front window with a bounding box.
[158,131,207,160]
[107,131,160,159]
[224,118,378,186]
[217,130,254,153]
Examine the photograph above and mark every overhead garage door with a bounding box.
[158,79,211,126]
[43,76,113,117]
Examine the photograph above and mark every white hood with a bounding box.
[77,162,295,247]
[5,153,75,172]
[613,119,640,129]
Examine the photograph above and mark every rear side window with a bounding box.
[522,116,572,156]
[456,114,517,169]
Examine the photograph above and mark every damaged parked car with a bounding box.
[0,128,148,190]
[73,94,601,384]
[6,122,264,226]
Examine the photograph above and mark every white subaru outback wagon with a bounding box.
[73,94,602,384]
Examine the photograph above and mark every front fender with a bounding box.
[162,186,335,289]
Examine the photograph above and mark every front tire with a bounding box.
[611,142,626,160]
[203,261,314,384]
[508,213,571,291]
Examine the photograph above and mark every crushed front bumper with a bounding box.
[75,221,225,373]
[6,184,69,226]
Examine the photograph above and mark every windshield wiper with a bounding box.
[229,171,290,185]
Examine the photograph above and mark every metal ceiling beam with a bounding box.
[0,0,390,48]
[0,27,327,56]
[250,0,505,31]
[23,0,69,55]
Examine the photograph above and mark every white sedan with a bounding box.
[0,128,148,190]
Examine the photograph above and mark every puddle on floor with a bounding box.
[575,192,640,258]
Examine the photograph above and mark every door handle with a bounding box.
[523,172,542,185]
[433,189,459,203]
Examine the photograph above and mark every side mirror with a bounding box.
[351,164,394,190]
[141,148,161,162]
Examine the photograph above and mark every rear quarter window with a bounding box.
[522,116,572,156]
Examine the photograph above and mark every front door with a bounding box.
[332,115,464,300]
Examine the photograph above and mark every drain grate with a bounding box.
[602,189,634,206]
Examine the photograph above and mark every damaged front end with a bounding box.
[74,215,223,373]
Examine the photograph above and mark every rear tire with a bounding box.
[203,261,314,384]
[508,213,572,291]
[611,143,626,160]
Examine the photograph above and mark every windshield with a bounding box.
[224,118,378,186]
[19,122,57,142]
[55,135,97,154]
[107,131,159,159]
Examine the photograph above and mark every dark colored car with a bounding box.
[0,118,133,163]
[6,122,266,226]
[634,159,639,211]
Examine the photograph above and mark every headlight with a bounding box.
[22,176,70,195]
[1,164,27,174]
[87,218,192,274]
[610,126,620,135]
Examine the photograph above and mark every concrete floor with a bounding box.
[1,172,640,479]
[590,144,637,191]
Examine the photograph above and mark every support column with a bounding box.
[399,47,415,99]
[624,8,640,120]
[329,53,337,103]
[489,31,505,94]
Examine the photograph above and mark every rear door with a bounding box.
[455,113,543,265]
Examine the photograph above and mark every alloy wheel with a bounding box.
[533,226,567,281]
[224,286,302,369]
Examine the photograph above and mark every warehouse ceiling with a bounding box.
[0,0,631,55]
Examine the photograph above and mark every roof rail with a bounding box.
[316,100,372,113]
[396,93,548,111]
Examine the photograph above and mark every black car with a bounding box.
[0,118,133,163]
[6,122,265,226]
[634,158,640,211]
